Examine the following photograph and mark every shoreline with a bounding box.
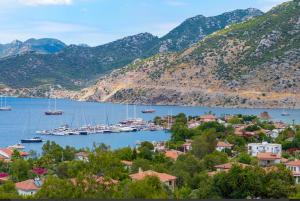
[6,95,300,110]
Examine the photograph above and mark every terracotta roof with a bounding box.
[130,170,176,182]
[15,179,40,191]
[257,152,281,160]
[200,114,216,120]
[281,158,289,163]
[286,160,300,166]
[164,150,183,160]
[0,148,28,158]
[214,162,249,170]
[121,160,133,166]
[75,152,89,157]
[216,141,233,148]
[71,176,118,186]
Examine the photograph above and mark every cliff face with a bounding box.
[74,0,300,108]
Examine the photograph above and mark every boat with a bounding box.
[45,110,63,115]
[8,143,25,150]
[21,137,43,143]
[142,109,156,114]
[45,97,63,116]
[281,110,290,116]
[0,96,12,111]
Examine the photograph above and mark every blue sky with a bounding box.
[0,0,289,46]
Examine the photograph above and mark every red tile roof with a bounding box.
[121,160,133,166]
[15,179,40,191]
[0,148,28,158]
[164,150,183,160]
[214,162,249,170]
[286,160,300,166]
[257,152,281,160]
[130,170,176,182]
[75,152,89,157]
[200,114,216,121]
[216,141,233,148]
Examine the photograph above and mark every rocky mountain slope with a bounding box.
[0,33,159,89]
[75,0,300,108]
[148,8,263,54]
[0,9,261,90]
[0,38,66,58]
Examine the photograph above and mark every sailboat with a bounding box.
[281,109,290,116]
[45,97,63,115]
[0,96,12,111]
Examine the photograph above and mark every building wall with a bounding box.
[17,189,37,196]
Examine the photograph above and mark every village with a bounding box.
[0,111,300,199]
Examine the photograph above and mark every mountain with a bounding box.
[75,0,300,108]
[148,8,263,54]
[0,38,66,58]
[0,33,159,89]
[0,8,262,90]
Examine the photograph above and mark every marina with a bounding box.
[0,97,300,153]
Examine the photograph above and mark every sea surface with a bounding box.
[0,97,299,154]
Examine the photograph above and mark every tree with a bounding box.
[114,147,133,161]
[192,129,217,159]
[0,181,20,199]
[124,176,169,199]
[171,122,191,142]
[189,172,220,199]
[10,159,31,182]
[35,176,76,199]
[237,152,252,164]
[203,151,228,170]
[171,154,203,187]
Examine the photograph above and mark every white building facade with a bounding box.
[247,142,282,156]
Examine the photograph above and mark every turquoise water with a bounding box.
[0,97,299,153]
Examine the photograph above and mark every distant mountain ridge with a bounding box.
[0,38,66,58]
[149,8,263,54]
[0,8,263,90]
[74,0,300,108]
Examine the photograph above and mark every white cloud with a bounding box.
[18,0,73,6]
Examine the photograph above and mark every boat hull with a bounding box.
[21,139,43,143]
[45,111,63,115]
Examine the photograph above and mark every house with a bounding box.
[257,152,281,167]
[208,162,249,176]
[75,152,89,162]
[15,178,42,196]
[286,160,300,184]
[247,142,282,157]
[129,169,176,190]
[121,160,133,170]
[216,141,233,152]
[0,148,28,162]
[182,140,193,153]
[164,150,184,161]
[153,141,167,152]
[200,114,216,122]
[265,129,280,139]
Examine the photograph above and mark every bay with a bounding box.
[0,97,299,153]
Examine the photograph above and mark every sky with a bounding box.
[0,0,290,46]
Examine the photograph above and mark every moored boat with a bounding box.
[142,109,156,114]
[45,110,63,115]
[8,143,25,150]
[21,137,43,143]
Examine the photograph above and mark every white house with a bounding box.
[15,178,42,196]
[247,142,282,157]
[216,141,233,152]
[75,152,89,162]
[286,160,300,184]
[257,152,281,167]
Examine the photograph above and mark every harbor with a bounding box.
[0,97,300,153]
